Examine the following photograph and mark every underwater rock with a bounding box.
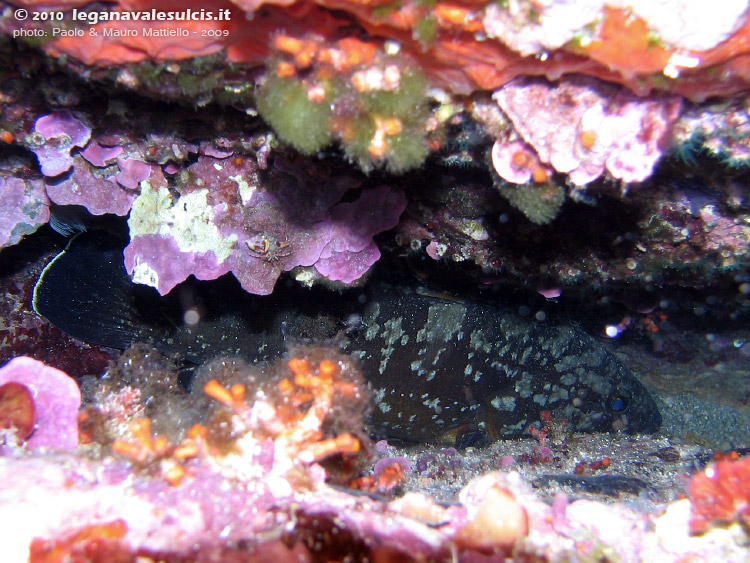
[394,162,750,295]
[17,0,750,101]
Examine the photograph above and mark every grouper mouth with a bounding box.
[33,229,661,444]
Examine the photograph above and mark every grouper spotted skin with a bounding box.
[34,230,661,444]
[348,288,661,442]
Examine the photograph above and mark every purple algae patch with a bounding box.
[45,155,145,216]
[32,112,91,177]
[374,456,412,479]
[124,154,407,296]
[115,158,152,189]
[124,234,231,295]
[80,141,123,167]
[0,177,50,249]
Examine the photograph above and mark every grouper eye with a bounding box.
[607,392,631,413]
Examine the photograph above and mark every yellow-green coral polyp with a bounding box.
[497,182,565,225]
[386,127,429,173]
[256,76,332,154]
[256,43,430,173]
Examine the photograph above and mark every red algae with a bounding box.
[0,381,35,441]
[23,0,750,100]
[29,520,129,563]
[689,454,750,535]
[0,357,80,450]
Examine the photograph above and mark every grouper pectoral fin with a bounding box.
[33,230,170,350]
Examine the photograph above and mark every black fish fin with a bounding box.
[32,230,168,350]
[48,204,91,237]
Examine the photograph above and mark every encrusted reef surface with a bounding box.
[1,0,750,561]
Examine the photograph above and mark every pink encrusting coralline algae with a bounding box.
[491,76,683,186]
[0,356,80,450]
[31,112,91,177]
[124,154,406,295]
[0,177,50,249]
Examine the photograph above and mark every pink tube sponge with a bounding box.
[0,357,81,450]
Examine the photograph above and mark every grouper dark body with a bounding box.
[348,289,661,441]
[33,230,661,443]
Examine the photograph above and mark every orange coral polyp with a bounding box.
[277,377,295,395]
[294,372,325,389]
[276,61,297,78]
[152,435,171,456]
[338,37,377,68]
[381,117,403,136]
[368,129,388,158]
[274,35,305,55]
[203,380,237,407]
[173,442,199,461]
[112,438,150,464]
[187,424,207,440]
[511,151,529,168]
[318,360,337,378]
[230,383,246,403]
[580,130,597,149]
[306,432,361,460]
[532,168,549,184]
[163,464,187,487]
[288,358,311,378]
[295,40,319,68]
[129,418,153,449]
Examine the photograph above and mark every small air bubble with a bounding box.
[184,309,200,326]
[604,325,620,338]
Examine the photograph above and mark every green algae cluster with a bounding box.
[256,75,333,155]
[255,58,430,174]
[496,181,565,225]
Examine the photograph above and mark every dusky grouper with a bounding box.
[33,230,661,443]
[349,288,661,441]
